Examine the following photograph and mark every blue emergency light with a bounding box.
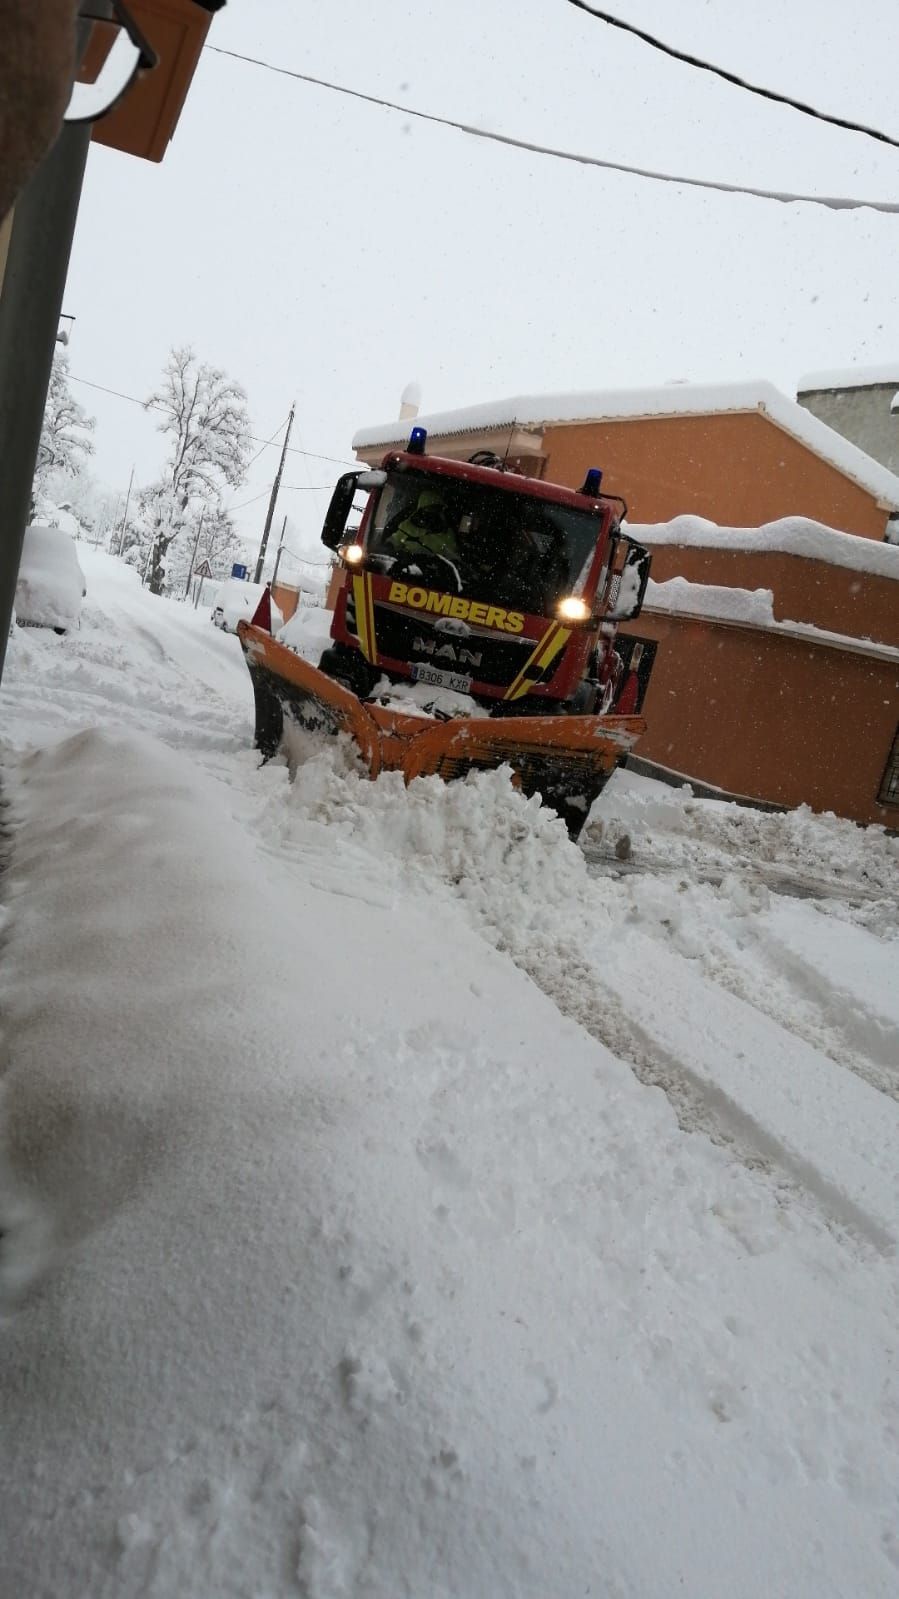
[407,426,428,455]
[580,468,603,497]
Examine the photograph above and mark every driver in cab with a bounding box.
[387,488,461,573]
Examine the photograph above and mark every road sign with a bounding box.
[194,558,213,579]
[231,563,248,580]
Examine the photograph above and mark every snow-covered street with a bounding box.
[1,550,897,1597]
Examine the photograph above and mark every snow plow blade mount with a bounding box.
[238,622,645,831]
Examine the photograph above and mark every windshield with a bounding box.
[367,472,602,616]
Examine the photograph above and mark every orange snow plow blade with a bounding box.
[237,622,645,830]
[396,709,642,783]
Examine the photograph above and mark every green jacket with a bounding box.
[388,490,461,565]
[389,518,461,563]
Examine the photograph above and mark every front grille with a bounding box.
[373,603,532,688]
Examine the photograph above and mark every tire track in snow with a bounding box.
[692,927,899,1105]
[501,928,894,1259]
[586,857,899,1104]
[268,755,898,1259]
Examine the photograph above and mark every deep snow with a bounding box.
[1,550,897,1597]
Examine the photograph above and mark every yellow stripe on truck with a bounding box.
[352,573,379,664]
[364,572,378,664]
[505,623,571,701]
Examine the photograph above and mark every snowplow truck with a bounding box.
[237,428,653,837]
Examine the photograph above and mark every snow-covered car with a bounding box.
[211,579,270,633]
[209,575,265,623]
[15,524,86,633]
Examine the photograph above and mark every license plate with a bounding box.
[411,663,472,694]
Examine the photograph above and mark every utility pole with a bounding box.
[0,16,95,685]
[254,403,294,584]
[116,465,135,555]
[182,507,206,599]
[270,515,288,590]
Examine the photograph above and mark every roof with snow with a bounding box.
[797,362,899,391]
[353,380,899,510]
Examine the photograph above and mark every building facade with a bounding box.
[797,363,899,477]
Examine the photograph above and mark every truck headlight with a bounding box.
[557,595,590,622]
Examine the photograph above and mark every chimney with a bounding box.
[399,380,421,422]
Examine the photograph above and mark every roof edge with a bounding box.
[352,380,899,510]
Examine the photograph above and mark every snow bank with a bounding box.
[631,513,899,579]
[277,601,333,658]
[594,767,899,900]
[1,730,896,1595]
[1,547,253,757]
[283,751,899,1235]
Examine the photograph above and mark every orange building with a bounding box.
[353,384,899,826]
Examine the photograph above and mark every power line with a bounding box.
[206,44,899,214]
[277,546,332,569]
[245,412,288,471]
[229,486,274,512]
[566,2,899,153]
[68,373,357,465]
[71,373,168,413]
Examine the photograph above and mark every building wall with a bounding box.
[271,581,300,622]
[541,414,889,538]
[643,546,899,647]
[798,385,899,475]
[622,612,898,826]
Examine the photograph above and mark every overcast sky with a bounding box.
[63,0,899,567]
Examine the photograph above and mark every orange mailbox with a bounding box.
[82,0,220,164]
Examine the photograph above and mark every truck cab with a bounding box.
[319,435,651,715]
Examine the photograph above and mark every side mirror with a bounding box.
[321,472,363,551]
[605,536,651,622]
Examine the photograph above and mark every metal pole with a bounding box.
[182,507,206,599]
[116,465,135,554]
[0,117,92,684]
[254,403,294,584]
[270,514,288,589]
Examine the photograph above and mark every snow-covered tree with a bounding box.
[124,484,185,589]
[138,347,252,595]
[34,352,95,495]
[163,497,243,594]
[37,464,119,546]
